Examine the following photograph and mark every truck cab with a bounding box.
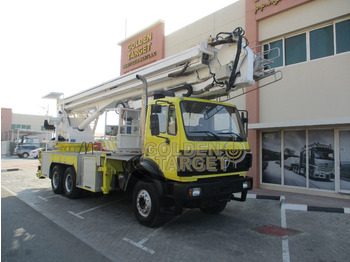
[144,97,252,181]
[131,96,252,225]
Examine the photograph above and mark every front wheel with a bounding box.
[63,167,81,199]
[133,181,162,227]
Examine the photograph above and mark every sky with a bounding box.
[1,0,237,117]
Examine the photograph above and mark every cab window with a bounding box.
[158,106,168,134]
[168,105,177,135]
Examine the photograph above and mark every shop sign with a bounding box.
[119,21,164,75]
[254,0,282,14]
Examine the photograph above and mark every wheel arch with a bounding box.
[125,160,165,198]
[137,158,165,180]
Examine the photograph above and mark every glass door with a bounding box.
[339,130,350,192]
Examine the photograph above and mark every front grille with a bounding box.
[318,163,334,173]
[177,151,252,177]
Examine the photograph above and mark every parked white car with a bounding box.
[30,148,53,159]
[15,145,38,158]
[30,148,43,159]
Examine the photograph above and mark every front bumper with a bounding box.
[167,176,253,209]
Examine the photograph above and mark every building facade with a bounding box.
[120,0,350,195]
[1,108,51,154]
[244,0,350,195]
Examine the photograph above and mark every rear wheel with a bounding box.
[63,167,81,199]
[51,165,64,194]
[200,202,227,214]
[133,181,162,227]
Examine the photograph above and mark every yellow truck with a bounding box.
[37,27,281,226]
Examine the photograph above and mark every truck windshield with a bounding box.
[314,150,334,160]
[180,100,245,141]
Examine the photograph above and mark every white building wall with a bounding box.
[257,0,350,125]
[259,52,350,124]
[165,1,245,57]
[12,114,46,131]
[258,0,350,42]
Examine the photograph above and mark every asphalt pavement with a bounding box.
[2,187,112,262]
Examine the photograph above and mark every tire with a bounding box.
[63,167,81,199]
[133,181,162,227]
[51,165,64,194]
[200,202,227,214]
[22,152,29,158]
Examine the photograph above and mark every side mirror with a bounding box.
[239,110,248,137]
[150,114,160,136]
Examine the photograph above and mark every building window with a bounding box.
[262,129,336,191]
[158,106,168,134]
[308,130,335,191]
[285,33,306,65]
[20,125,31,130]
[262,132,281,185]
[336,19,350,54]
[310,25,334,60]
[11,124,31,130]
[264,39,283,68]
[284,131,306,188]
[264,19,349,67]
[339,130,350,191]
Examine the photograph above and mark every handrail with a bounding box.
[79,141,94,154]
[78,142,86,154]
[86,142,94,154]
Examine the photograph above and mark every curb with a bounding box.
[244,193,350,214]
[1,168,21,172]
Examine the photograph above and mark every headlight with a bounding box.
[242,181,250,189]
[189,187,201,197]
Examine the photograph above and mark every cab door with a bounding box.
[144,102,180,180]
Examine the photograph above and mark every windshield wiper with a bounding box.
[217,132,244,141]
[189,131,220,140]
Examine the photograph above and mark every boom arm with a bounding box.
[45,27,281,142]
[63,28,279,112]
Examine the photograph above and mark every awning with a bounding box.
[249,117,350,130]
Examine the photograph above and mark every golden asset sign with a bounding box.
[119,21,165,75]
[254,0,282,14]
[127,32,153,60]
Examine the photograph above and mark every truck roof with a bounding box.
[151,96,237,108]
